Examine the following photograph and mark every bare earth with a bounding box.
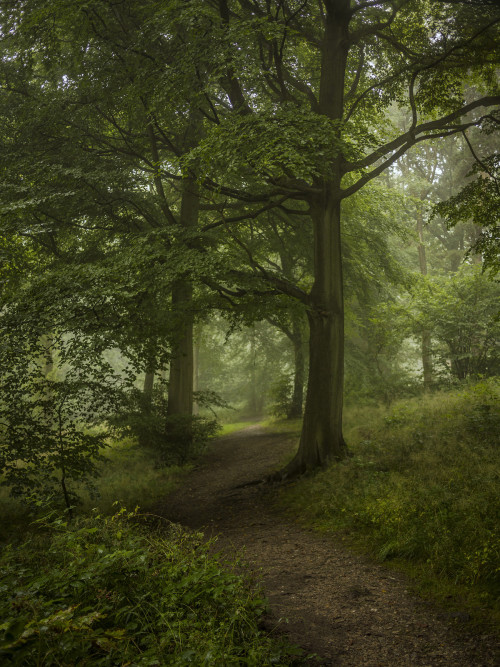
[156,425,499,666]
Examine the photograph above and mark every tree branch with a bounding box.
[342,120,491,198]
[201,197,291,231]
[345,97,500,174]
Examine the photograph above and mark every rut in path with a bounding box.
[156,425,499,666]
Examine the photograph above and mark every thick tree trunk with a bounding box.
[282,195,348,476]
[166,112,200,420]
[166,172,199,418]
[280,1,349,476]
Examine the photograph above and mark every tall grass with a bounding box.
[280,379,500,623]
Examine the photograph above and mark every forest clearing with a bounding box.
[1,0,499,664]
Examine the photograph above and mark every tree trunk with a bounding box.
[143,368,155,408]
[248,327,259,417]
[282,194,348,475]
[138,364,155,448]
[287,314,305,419]
[417,208,433,390]
[166,112,200,420]
[167,279,194,417]
[41,334,54,381]
[280,2,349,475]
[166,174,198,418]
[40,334,54,414]
[192,333,199,415]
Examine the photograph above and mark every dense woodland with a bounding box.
[0,0,499,664]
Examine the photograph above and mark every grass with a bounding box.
[219,420,259,436]
[0,429,305,664]
[276,379,500,629]
[79,437,188,514]
[0,420,260,541]
[261,416,302,435]
[0,437,188,544]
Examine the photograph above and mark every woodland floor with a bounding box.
[156,425,499,666]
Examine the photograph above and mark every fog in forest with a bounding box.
[0,0,498,664]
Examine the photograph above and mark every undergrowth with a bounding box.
[279,379,500,626]
[0,438,185,543]
[0,508,302,665]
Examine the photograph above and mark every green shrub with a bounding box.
[0,509,301,665]
[114,388,221,465]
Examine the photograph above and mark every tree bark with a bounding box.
[287,313,305,419]
[192,333,199,415]
[167,279,194,417]
[248,327,259,417]
[143,368,155,408]
[417,207,433,391]
[138,364,155,448]
[167,173,198,418]
[282,194,348,475]
[280,1,350,475]
[166,107,201,420]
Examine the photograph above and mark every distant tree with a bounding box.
[434,151,500,276]
[409,267,500,382]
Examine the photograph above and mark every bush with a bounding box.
[162,414,221,464]
[114,387,221,465]
[0,509,301,665]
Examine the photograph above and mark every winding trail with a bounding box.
[157,425,499,666]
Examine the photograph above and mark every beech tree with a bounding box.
[187,0,499,474]
[0,0,219,425]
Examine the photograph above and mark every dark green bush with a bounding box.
[0,509,301,665]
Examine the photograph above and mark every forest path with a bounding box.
[156,425,498,666]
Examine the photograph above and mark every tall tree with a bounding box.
[2,0,499,477]
[0,0,218,425]
[191,0,499,474]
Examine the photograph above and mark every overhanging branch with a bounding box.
[342,119,493,198]
[345,96,500,175]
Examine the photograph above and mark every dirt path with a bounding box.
[156,425,499,666]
